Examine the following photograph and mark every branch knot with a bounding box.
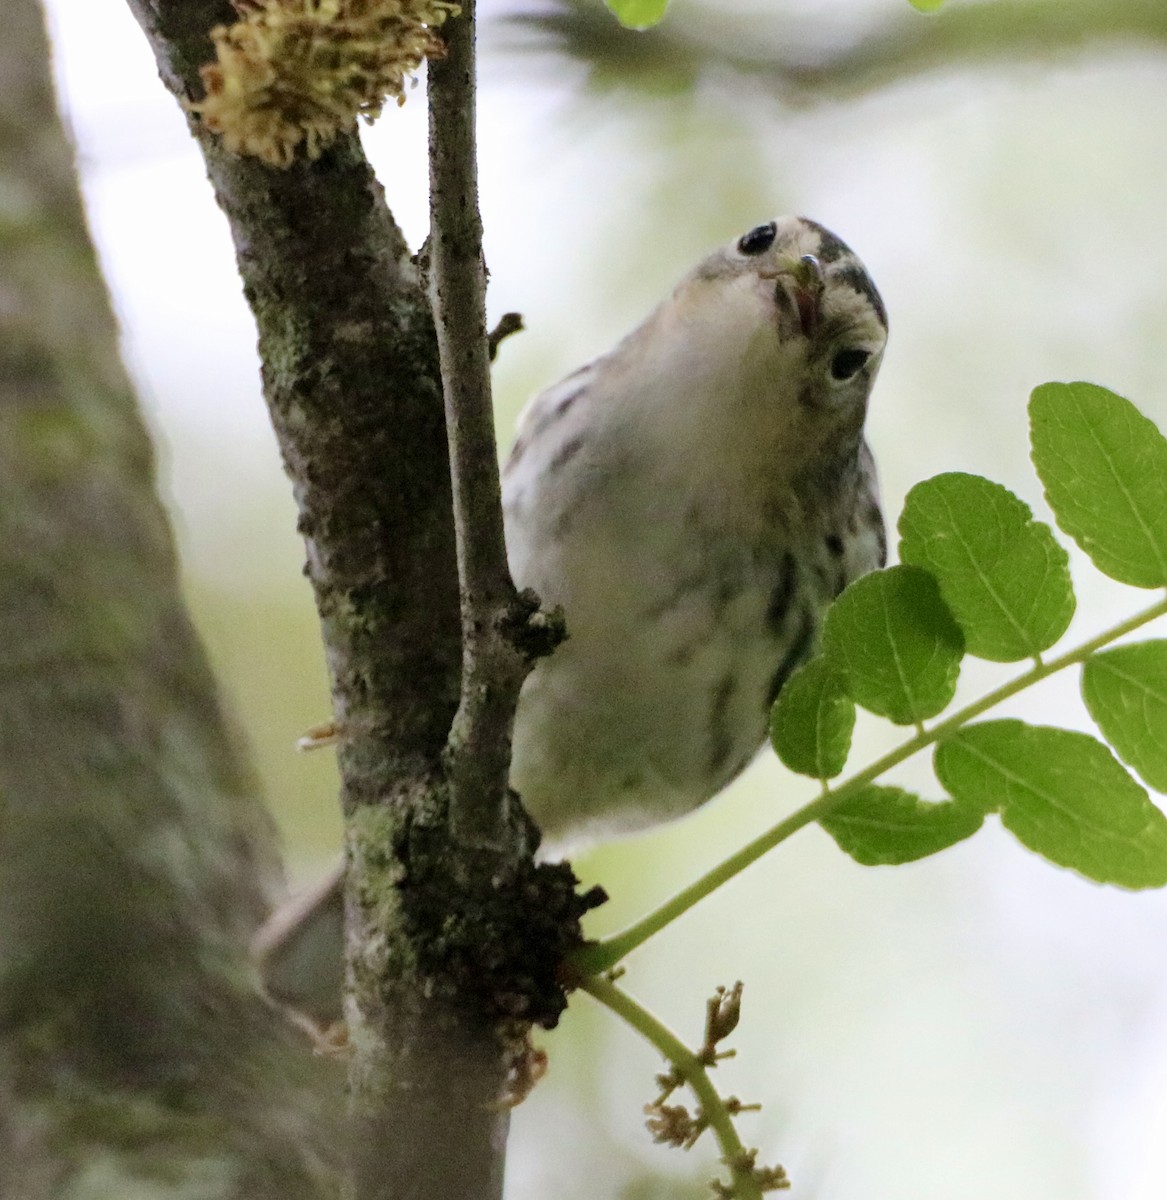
[500,587,566,663]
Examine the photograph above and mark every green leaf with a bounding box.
[604,0,670,29]
[907,0,946,10]
[934,720,1167,888]
[820,785,983,865]
[1083,642,1167,792]
[1029,382,1167,587]
[821,565,964,725]
[898,473,1074,662]
[770,657,854,780]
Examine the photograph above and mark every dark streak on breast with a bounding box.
[504,382,587,477]
[646,565,710,620]
[502,430,529,476]
[551,509,575,540]
[715,571,743,614]
[765,551,798,634]
[549,434,585,475]
[866,501,888,567]
[549,385,584,423]
[708,673,737,776]
[766,606,815,709]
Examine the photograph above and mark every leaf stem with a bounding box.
[573,594,1167,974]
[577,973,765,1200]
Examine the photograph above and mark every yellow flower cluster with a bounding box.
[191,0,458,167]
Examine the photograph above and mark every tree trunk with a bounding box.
[0,1,339,1196]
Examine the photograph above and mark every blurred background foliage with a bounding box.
[40,0,1167,1196]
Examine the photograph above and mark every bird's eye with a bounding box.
[829,348,871,382]
[737,223,778,256]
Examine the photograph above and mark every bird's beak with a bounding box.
[788,254,824,338]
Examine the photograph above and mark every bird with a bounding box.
[259,216,887,1020]
[502,215,887,852]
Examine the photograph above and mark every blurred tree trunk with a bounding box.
[0,1,339,1195]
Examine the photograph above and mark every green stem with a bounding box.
[573,594,1167,974]
[577,973,765,1200]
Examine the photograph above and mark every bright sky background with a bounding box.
[39,1,1167,1196]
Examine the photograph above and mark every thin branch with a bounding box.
[429,0,537,848]
[488,310,525,361]
[499,0,1167,107]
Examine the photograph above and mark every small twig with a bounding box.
[488,311,525,361]
[428,0,534,848]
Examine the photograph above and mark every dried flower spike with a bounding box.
[755,1163,791,1192]
[190,0,458,167]
[644,1101,698,1148]
[703,981,744,1055]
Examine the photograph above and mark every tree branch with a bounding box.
[428,0,544,849]
[488,311,525,362]
[500,0,1167,106]
[126,0,463,786]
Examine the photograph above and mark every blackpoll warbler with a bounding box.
[504,216,887,850]
[260,217,887,1017]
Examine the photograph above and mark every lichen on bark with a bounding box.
[191,0,458,166]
